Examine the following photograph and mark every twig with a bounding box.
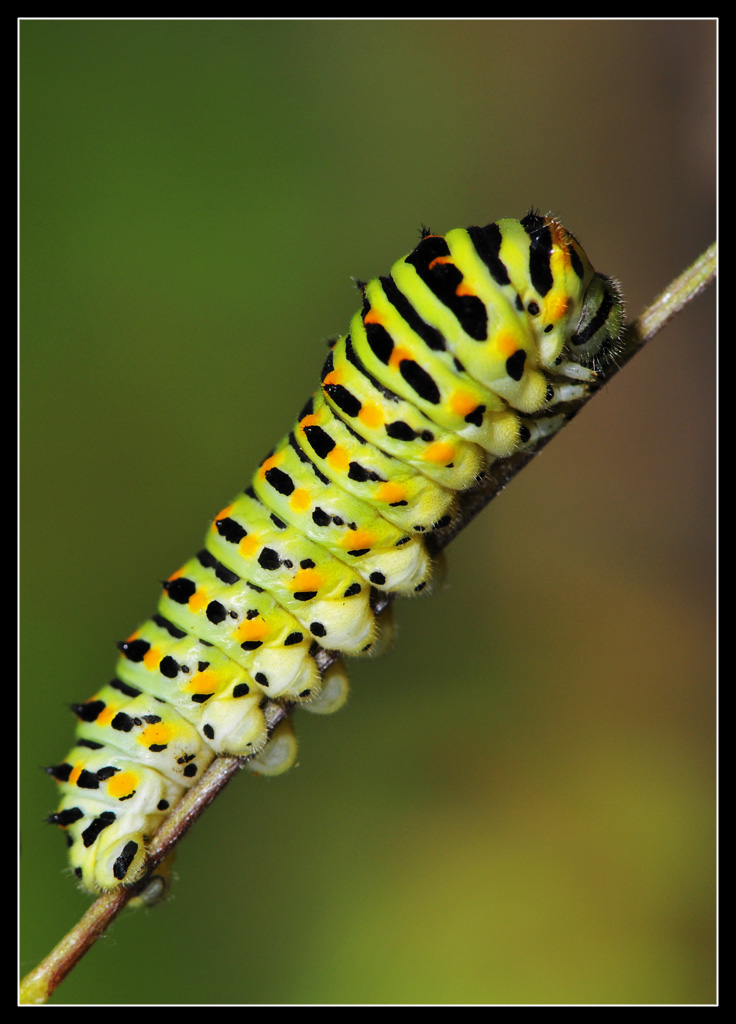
[19,240,716,1005]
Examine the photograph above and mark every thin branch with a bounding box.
[20,240,716,1005]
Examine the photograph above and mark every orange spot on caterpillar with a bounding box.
[323,368,343,387]
[187,669,219,694]
[290,567,323,593]
[340,528,375,551]
[106,771,138,800]
[428,255,453,271]
[188,589,207,613]
[290,488,311,512]
[97,704,117,727]
[449,392,478,417]
[235,618,269,644]
[495,331,518,358]
[358,404,383,429]
[327,446,350,472]
[211,505,234,531]
[142,645,161,671]
[239,533,260,557]
[388,346,411,370]
[258,453,282,478]
[139,721,172,748]
[547,294,570,321]
[376,481,406,504]
[422,441,455,464]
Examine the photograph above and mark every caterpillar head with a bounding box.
[567,272,624,371]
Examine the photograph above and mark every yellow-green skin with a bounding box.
[48,213,623,892]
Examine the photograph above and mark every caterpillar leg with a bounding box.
[300,659,351,716]
[128,852,178,908]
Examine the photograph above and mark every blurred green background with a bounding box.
[20,20,715,1005]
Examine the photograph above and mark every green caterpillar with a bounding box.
[47,211,623,893]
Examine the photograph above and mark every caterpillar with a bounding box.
[46,211,624,894]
